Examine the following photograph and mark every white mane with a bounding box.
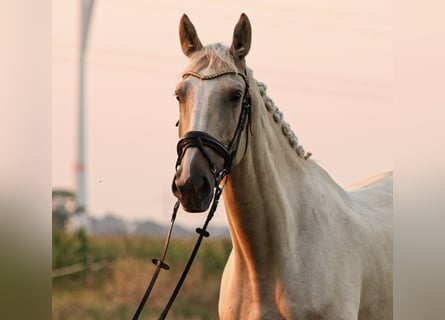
[255,80,312,159]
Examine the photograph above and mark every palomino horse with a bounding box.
[172,13,392,320]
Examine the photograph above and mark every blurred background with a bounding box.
[52,0,392,319]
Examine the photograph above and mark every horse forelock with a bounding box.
[186,43,241,76]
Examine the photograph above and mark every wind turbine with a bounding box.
[76,0,95,214]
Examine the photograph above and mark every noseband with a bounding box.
[176,69,252,183]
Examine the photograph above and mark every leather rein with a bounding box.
[132,69,251,320]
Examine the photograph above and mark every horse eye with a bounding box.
[175,94,180,102]
[230,91,243,103]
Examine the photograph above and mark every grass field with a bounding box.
[52,231,232,319]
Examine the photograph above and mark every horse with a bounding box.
[171,13,393,320]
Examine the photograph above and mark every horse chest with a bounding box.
[219,255,315,319]
[219,244,365,320]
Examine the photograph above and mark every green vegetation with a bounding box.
[52,229,232,320]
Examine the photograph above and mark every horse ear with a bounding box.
[231,13,252,60]
[179,14,203,57]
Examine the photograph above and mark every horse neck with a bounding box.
[222,74,348,271]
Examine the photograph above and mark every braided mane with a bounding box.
[187,44,311,160]
[255,80,312,159]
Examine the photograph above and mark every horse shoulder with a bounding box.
[345,171,393,319]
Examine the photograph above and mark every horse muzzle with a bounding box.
[172,148,215,212]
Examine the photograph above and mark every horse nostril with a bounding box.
[196,178,212,200]
[172,177,182,199]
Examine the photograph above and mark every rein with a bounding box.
[132,69,251,320]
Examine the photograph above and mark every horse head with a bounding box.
[172,13,252,213]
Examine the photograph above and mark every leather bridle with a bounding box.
[132,69,251,320]
[176,69,252,184]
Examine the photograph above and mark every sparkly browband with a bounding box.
[183,70,247,81]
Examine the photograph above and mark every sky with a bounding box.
[52,0,392,227]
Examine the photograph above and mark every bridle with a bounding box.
[132,68,251,320]
[176,69,252,183]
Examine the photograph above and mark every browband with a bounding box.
[183,69,247,81]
